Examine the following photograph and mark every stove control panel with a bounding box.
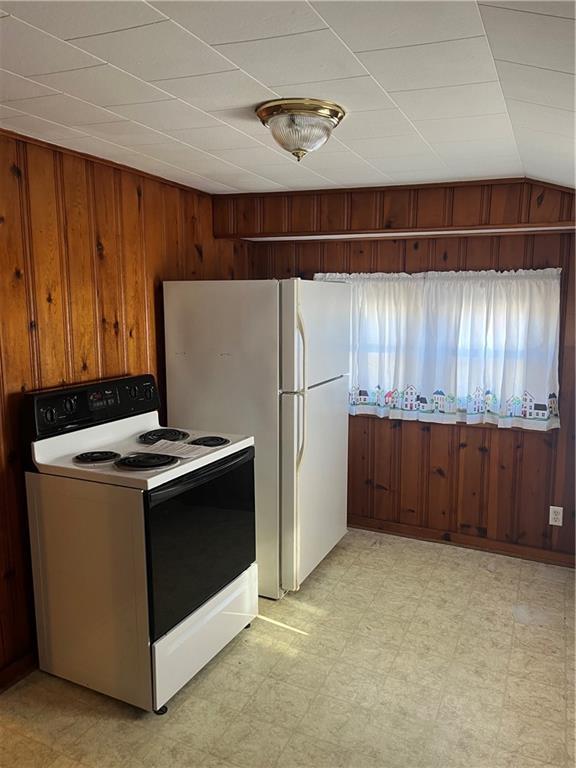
[24,374,161,439]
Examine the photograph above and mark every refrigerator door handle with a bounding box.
[296,391,306,468]
[296,301,307,393]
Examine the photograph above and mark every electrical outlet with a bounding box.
[549,506,563,526]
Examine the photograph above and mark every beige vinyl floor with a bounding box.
[1,529,574,768]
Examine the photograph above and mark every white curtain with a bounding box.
[315,269,561,431]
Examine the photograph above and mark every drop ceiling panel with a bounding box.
[0,16,103,76]
[83,121,169,147]
[480,1,575,18]
[507,99,575,138]
[0,1,166,40]
[336,109,417,140]
[314,1,485,52]
[214,29,365,86]
[495,60,575,110]
[0,0,573,191]
[4,93,123,126]
[0,68,60,101]
[153,70,276,111]
[0,113,85,141]
[414,113,514,143]
[480,4,575,73]
[73,21,233,81]
[111,100,218,131]
[33,65,170,107]
[391,82,506,120]
[152,1,325,44]
[274,76,396,112]
[359,37,498,91]
[167,125,259,151]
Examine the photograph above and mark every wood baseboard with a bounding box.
[348,516,575,568]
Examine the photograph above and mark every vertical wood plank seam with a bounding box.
[54,151,74,383]
[84,161,103,378]
[113,169,128,374]
[16,142,41,389]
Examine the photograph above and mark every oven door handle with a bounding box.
[147,447,254,507]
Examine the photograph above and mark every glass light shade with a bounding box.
[267,113,333,160]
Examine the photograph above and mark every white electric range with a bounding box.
[24,374,258,713]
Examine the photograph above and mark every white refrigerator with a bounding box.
[164,279,351,599]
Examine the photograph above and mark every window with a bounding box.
[315,269,561,431]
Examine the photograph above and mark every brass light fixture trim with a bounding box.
[255,98,346,161]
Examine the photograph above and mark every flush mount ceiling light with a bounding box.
[255,98,346,161]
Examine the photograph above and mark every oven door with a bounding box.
[145,447,255,642]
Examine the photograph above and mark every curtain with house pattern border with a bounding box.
[314,269,561,431]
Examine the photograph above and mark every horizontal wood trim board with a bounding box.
[213,180,575,239]
[348,518,575,568]
[246,224,574,242]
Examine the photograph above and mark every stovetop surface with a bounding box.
[31,412,254,490]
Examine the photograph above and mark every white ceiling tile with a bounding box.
[55,134,140,163]
[389,170,465,183]
[213,146,291,168]
[214,29,365,86]
[152,1,325,44]
[4,93,123,126]
[442,158,525,177]
[507,99,575,139]
[515,125,576,156]
[0,104,24,118]
[0,16,104,76]
[73,20,232,81]
[153,70,276,111]
[481,5,575,73]
[330,109,416,140]
[136,142,241,176]
[0,113,86,141]
[360,37,497,91]
[223,178,285,193]
[0,1,166,40]
[318,167,392,185]
[496,60,575,110]
[344,134,433,159]
[111,99,219,131]
[83,121,168,146]
[431,137,521,159]
[273,76,395,112]
[314,1,484,52]
[167,125,259,151]
[522,156,575,188]
[207,107,268,136]
[0,68,60,102]
[414,114,514,143]
[302,149,375,171]
[33,65,170,107]
[480,2,575,19]
[369,153,449,174]
[391,82,506,120]
[255,163,329,184]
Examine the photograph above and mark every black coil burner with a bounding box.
[115,453,179,471]
[74,451,121,464]
[189,436,230,447]
[138,428,190,445]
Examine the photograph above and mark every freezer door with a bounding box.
[281,278,351,391]
[281,375,349,591]
[164,280,282,599]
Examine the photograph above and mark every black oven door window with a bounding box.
[145,447,255,642]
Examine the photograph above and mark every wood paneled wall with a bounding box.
[247,232,575,566]
[214,178,575,238]
[0,130,245,688]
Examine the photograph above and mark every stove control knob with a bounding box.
[63,397,76,414]
[129,385,139,399]
[144,387,153,400]
[44,407,56,424]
